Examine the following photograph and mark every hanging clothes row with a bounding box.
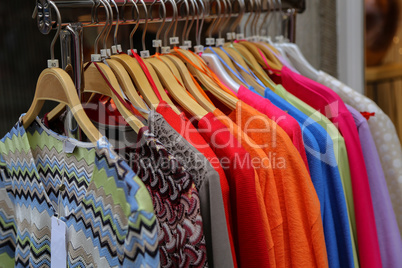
[0,0,401,267]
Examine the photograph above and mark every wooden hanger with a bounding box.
[172,48,238,110]
[161,54,216,112]
[142,59,182,114]
[25,1,103,143]
[106,58,150,119]
[222,46,266,93]
[254,42,283,67]
[204,47,246,87]
[22,68,103,144]
[239,41,283,70]
[146,57,208,120]
[110,54,161,110]
[83,62,144,133]
[226,42,276,88]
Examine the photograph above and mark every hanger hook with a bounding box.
[94,0,110,54]
[94,0,102,23]
[148,0,166,50]
[243,0,254,37]
[101,0,114,50]
[208,0,222,38]
[48,1,62,60]
[194,0,205,46]
[129,0,142,50]
[216,0,229,39]
[250,0,261,37]
[184,0,197,41]
[230,0,245,34]
[219,0,232,38]
[121,0,127,21]
[273,0,282,37]
[177,0,190,43]
[162,0,178,46]
[109,0,120,46]
[258,0,271,35]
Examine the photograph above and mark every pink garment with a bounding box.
[237,85,310,174]
[279,66,382,268]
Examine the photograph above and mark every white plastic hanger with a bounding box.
[272,0,319,80]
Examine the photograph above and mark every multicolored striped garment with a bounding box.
[126,127,208,268]
[0,117,159,267]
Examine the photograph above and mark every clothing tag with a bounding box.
[236,33,245,40]
[100,49,108,59]
[63,140,76,154]
[206,38,215,46]
[250,36,258,42]
[51,216,67,268]
[111,45,118,55]
[117,44,122,53]
[216,38,225,47]
[170,37,180,45]
[127,49,138,56]
[152,39,162,48]
[91,54,102,62]
[140,50,150,58]
[161,46,171,54]
[47,59,59,68]
[226,32,233,41]
[183,40,192,48]
[194,45,204,54]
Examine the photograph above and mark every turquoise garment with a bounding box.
[263,88,355,268]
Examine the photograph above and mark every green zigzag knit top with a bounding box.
[0,117,159,267]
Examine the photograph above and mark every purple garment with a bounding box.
[347,104,402,268]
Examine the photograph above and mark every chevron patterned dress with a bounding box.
[127,128,208,268]
[0,118,160,267]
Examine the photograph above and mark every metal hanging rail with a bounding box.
[43,0,305,26]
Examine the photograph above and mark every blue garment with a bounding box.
[264,87,355,268]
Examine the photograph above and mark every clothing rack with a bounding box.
[34,0,305,138]
[40,0,306,27]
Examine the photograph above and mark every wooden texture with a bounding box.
[162,55,217,112]
[83,62,144,133]
[21,68,103,143]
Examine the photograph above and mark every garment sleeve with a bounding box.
[199,169,234,268]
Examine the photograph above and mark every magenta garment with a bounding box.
[237,85,310,174]
[280,66,382,268]
[346,104,402,268]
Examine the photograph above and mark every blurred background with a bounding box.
[365,0,402,142]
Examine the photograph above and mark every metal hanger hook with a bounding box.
[177,0,190,43]
[101,0,114,50]
[258,0,271,36]
[243,0,254,37]
[250,0,261,36]
[219,0,232,38]
[48,1,62,60]
[230,0,245,34]
[185,0,197,41]
[110,0,120,46]
[162,0,178,46]
[94,0,110,54]
[148,0,166,49]
[33,0,62,60]
[195,0,205,46]
[129,0,141,50]
[207,0,222,38]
